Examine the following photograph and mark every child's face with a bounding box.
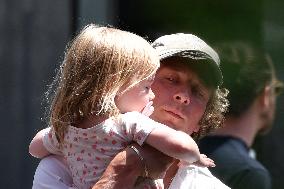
[115,78,155,114]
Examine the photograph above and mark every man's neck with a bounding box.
[163,160,180,188]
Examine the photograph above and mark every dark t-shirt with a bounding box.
[199,136,271,189]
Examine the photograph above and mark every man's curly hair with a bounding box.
[193,87,229,140]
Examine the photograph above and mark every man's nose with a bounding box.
[173,92,190,105]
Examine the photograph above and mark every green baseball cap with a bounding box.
[152,33,222,86]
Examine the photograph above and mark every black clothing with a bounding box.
[199,136,271,189]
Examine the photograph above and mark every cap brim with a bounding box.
[152,33,223,86]
[159,50,223,87]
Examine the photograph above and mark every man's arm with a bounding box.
[92,143,174,189]
[92,146,140,189]
[32,155,73,189]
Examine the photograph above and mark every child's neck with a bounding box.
[78,114,108,129]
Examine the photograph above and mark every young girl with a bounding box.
[29,24,214,189]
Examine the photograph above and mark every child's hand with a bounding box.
[141,101,154,117]
[192,154,215,167]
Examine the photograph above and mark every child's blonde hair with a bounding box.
[48,24,160,144]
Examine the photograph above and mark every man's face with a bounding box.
[150,58,213,135]
[259,79,279,134]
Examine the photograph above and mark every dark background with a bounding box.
[1,0,283,188]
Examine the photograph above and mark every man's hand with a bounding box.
[92,143,173,189]
[136,143,173,178]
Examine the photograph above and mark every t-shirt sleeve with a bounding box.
[42,127,63,156]
[119,111,159,146]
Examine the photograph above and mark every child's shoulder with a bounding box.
[123,111,143,116]
[116,111,156,126]
[119,111,147,120]
[68,118,110,132]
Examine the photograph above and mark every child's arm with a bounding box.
[145,125,201,164]
[29,128,51,158]
[122,112,213,165]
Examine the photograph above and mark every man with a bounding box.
[199,42,284,189]
[32,33,229,189]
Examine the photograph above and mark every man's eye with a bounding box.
[197,91,204,98]
[192,87,204,99]
[166,77,175,82]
